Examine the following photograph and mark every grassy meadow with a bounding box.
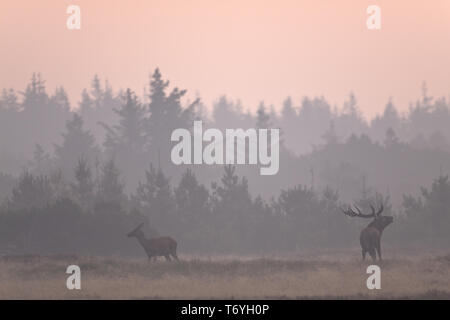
[0,251,449,299]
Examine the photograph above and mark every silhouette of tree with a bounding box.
[135,164,175,230]
[210,165,255,252]
[175,168,210,221]
[212,96,250,130]
[0,172,16,204]
[403,174,450,247]
[384,127,400,149]
[54,113,100,180]
[49,87,71,112]
[79,75,121,145]
[28,144,52,175]
[371,99,401,142]
[147,68,197,170]
[322,121,339,146]
[102,89,147,155]
[174,169,211,251]
[91,75,103,108]
[21,73,48,110]
[71,157,95,211]
[7,171,52,210]
[1,88,19,110]
[99,88,149,190]
[95,159,126,213]
[256,102,271,129]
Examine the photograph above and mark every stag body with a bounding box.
[127,223,179,261]
[342,204,393,261]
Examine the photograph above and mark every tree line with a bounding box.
[0,159,449,255]
[0,70,450,255]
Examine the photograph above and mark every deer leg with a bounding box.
[164,255,172,261]
[369,249,376,261]
[376,242,382,261]
[362,249,366,261]
[171,253,179,261]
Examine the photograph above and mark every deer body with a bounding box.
[342,204,393,261]
[360,226,382,260]
[128,223,179,261]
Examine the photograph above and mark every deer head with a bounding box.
[341,203,393,231]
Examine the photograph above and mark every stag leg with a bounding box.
[164,255,172,261]
[171,253,179,261]
[361,249,366,261]
[369,249,377,261]
[376,243,382,261]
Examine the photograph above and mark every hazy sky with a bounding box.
[0,0,449,119]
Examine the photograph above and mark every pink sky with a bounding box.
[0,0,449,119]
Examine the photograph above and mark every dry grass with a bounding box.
[0,252,449,299]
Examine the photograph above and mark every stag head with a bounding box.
[341,203,393,228]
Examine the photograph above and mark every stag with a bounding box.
[341,203,393,261]
[127,223,179,261]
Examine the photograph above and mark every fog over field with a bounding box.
[1,72,450,257]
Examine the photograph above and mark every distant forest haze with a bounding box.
[0,70,449,255]
[1,1,450,119]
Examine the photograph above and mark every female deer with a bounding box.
[127,223,179,261]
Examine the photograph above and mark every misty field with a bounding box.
[1,251,449,300]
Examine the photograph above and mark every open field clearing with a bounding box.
[0,252,449,299]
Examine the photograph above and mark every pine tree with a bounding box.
[99,88,149,190]
[322,121,338,145]
[54,114,100,180]
[210,165,255,251]
[135,164,174,215]
[79,89,93,112]
[256,102,271,129]
[1,88,19,110]
[71,157,94,211]
[8,171,52,210]
[16,74,71,160]
[21,73,48,110]
[175,169,209,219]
[96,159,125,210]
[29,144,52,175]
[50,87,71,111]
[147,69,196,168]
[102,88,147,154]
[384,127,400,148]
[91,74,103,109]
[174,168,211,251]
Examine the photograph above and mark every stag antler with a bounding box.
[369,203,384,217]
[129,222,145,234]
[341,205,376,218]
